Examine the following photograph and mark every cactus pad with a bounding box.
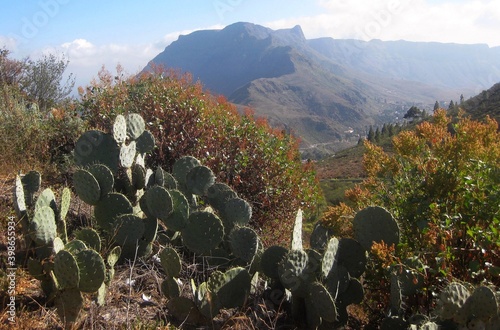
[172,156,201,188]
[136,130,155,154]
[30,205,57,246]
[322,237,339,278]
[113,114,127,144]
[94,192,133,232]
[208,267,251,309]
[119,141,136,168]
[113,214,145,246]
[64,239,88,255]
[155,167,177,190]
[21,170,41,206]
[222,197,252,229]
[291,209,303,251]
[107,246,122,268]
[54,250,80,289]
[309,222,335,252]
[278,249,310,294]
[35,188,57,213]
[228,226,259,263]
[161,277,181,299]
[75,249,106,292]
[88,164,114,197]
[54,288,84,326]
[309,281,337,322]
[207,183,237,213]
[353,206,400,251]
[163,189,189,231]
[260,245,288,279]
[159,247,182,278]
[74,130,120,173]
[145,185,173,221]
[337,238,367,278]
[437,282,470,320]
[74,228,101,252]
[126,113,145,140]
[73,169,101,205]
[181,211,224,254]
[186,165,215,196]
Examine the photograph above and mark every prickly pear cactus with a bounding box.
[353,206,400,251]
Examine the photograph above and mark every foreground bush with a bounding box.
[78,67,323,245]
[346,109,500,318]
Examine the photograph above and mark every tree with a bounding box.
[433,100,440,112]
[21,53,75,111]
[403,105,422,119]
[367,126,375,142]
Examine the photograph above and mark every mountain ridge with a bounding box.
[145,22,500,150]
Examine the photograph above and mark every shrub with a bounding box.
[347,109,500,289]
[78,66,324,246]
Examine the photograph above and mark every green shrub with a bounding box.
[78,67,324,246]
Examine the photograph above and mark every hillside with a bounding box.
[462,82,500,122]
[145,22,500,151]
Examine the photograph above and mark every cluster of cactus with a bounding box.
[153,155,262,323]
[257,206,400,329]
[72,113,157,260]
[13,171,120,328]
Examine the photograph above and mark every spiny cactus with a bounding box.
[353,206,400,251]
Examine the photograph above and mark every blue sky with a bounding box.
[1,0,499,90]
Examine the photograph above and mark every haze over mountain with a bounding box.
[145,22,500,150]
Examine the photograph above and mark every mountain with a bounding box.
[145,22,500,151]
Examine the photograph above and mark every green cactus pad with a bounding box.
[337,238,367,278]
[181,211,224,254]
[208,267,251,309]
[222,197,252,230]
[113,114,127,144]
[229,226,259,263]
[309,281,337,322]
[13,174,27,219]
[74,130,120,173]
[113,214,145,246]
[126,113,145,140]
[186,165,215,196]
[163,189,189,231]
[30,205,57,246]
[94,192,133,232]
[74,228,101,252]
[53,237,65,253]
[73,169,101,205]
[322,237,339,278]
[260,245,288,279]
[278,249,311,295]
[54,288,84,326]
[87,164,114,197]
[54,250,80,289]
[353,206,400,251]
[458,286,498,324]
[64,239,88,255]
[338,278,364,306]
[155,167,178,190]
[107,246,122,268]
[166,296,205,325]
[172,156,201,188]
[21,170,41,206]
[142,216,158,243]
[159,247,182,278]
[195,281,219,318]
[59,187,71,221]
[145,185,173,221]
[132,163,146,190]
[136,130,155,154]
[207,183,237,213]
[35,188,57,213]
[325,264,350,297]
[119,141,136,168]
[309,222,335,252]
[161,277,180,299]
[437,282,470,320]
[75,249,106,292]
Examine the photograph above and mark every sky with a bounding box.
[1,0,500,91]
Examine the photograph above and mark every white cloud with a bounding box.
[0,35,19,52]
[267,0,500,47]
